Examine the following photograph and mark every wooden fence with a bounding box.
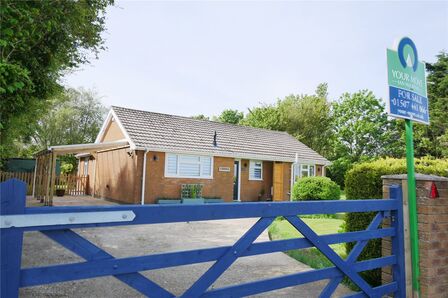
[54,174,89,196]
[0,172,88,196]
[0,172,35,194]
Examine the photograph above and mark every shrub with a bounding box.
[60,163,74,174]
[326,156,353,188]
[344,157,448,286]
[292,176,341,201]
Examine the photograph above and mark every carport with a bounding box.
[34,139,128,206]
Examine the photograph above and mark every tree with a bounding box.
[332,90,401,161]
[277,83,334,156]
[214,109,244,125]
[412,52,448,158]
[328,90,402,187]
[0,0,113,159]
[241,83,334,157]
[32,88,107,148]
[191,114,210,120]
[28,88,106,171]
[241,104,283,130]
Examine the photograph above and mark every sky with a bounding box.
[64,1,448,117]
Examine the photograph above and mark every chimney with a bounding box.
[213,131,217,147]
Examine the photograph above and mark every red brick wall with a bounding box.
[144,152,234,204]
[240,160,274,202]
[382,176,448,297]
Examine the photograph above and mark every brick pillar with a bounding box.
[382,173,448,297]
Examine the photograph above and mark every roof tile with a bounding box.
[112,106,330,164]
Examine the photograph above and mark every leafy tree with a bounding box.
[28,88,106,171]
[315,82,329,99]
[332,90,401,161]
[214,109,244,125]
[241,83,334,157]
[0,0,113,159]
[277,83,334,156]
[413,52,448,157]
[329,90,403,186]
[241,104,283,130]
[32,88,107,148]
[191,114,210,120]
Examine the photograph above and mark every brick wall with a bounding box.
[144,152,234,204]
[240,160,274,202]
[382,174,448,297]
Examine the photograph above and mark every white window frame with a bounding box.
[293,163,316,182]
[164,153,214,179]
[249,160,263,181]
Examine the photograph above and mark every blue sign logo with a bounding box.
[398,37,419,72]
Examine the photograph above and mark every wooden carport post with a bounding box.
[47,151,57,206]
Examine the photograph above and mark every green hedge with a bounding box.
[292,176,341,201]
[344,157,448,286]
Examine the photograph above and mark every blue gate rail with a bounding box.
[0,179,405,298]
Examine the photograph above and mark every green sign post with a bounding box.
[387,37,429,297]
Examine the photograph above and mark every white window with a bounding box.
[293,164,316,181]
[249,160,263,180]
[165,153,213,178]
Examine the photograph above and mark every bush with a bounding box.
[344,157,448,286]
[60,163,74,174]
[326,157,353,188]
[292,176,341,201]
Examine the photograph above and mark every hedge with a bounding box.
[292,176,341,201]
[344,157,448,286]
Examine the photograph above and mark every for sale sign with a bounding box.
[387,37,429,125]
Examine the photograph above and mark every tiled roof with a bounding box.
[112,106,330,164]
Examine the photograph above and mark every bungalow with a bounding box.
[75,106,330,204]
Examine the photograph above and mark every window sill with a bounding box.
[164,175,213,180]
[248,178,263,181]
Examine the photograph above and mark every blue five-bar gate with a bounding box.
[1,179,405,297]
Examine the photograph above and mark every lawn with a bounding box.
[268,217,346,269]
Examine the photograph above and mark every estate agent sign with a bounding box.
[387,37,429,124]
[387,37,429,297]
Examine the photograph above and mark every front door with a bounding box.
[273,162,284,201]
[233,160,240,201]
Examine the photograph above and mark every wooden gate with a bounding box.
[0,179,406,298]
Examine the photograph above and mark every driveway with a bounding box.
[20,218,352,297]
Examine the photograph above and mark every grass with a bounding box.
[268,217,347,269]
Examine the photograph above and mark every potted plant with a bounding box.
[55,185,65,197]
[181,184,205,204]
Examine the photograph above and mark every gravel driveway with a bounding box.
[20,218,352,297]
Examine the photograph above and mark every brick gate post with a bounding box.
[382,173,448,297]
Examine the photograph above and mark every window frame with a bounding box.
[249,160,263,181]
[293,163,316,182]
[164,153,214,179]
